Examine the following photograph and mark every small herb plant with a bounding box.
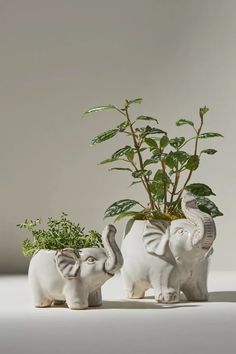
[17,213,102,256]
[83,98,223,221]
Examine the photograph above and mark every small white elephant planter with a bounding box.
[121,193,216,304]
[29,225,123,310]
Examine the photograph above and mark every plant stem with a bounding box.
[115,107,126,116]
[160,160,167,212]
[170,117,204,212]
[124,104,155,210]
[169,169,180,206]
[128,159,150,195]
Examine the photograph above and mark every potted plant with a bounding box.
[17,213,123,310]
[83,98,223,303]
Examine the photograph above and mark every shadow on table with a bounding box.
[209,291,236,302]
[48,293,236,310]
[100,299,199,310]
[101,292,236,308]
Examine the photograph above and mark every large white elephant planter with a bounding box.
[121,193,216,304]
[29,225,123,310]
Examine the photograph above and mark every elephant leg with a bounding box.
[128,283,146,299]
[29,278,53,307]
[64,285,88,310]
[88,288,102,307]
[155,287,179,304]
[153,283,179,304]
[66,297,88,310]
[35,299,52,307]
[124,281,145,299]
[32,290,52,308]
[122,271,146,299]
[151,264,180,304]
[122,271,135,298]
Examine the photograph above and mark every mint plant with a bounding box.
[17,213,102,256]
[83,99,223,221]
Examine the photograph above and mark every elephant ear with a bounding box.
[143,220,170,256]
[55,248,80,279]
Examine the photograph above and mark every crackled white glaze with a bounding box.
[29,225,123,310]
[121,193,216,303]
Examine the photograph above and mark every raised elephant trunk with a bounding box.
[181,192,216,250]
[103,225,123,275]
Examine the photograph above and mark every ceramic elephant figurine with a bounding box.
[29,224,123,310]
[121,193,216,303]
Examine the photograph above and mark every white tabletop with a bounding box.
[0,271,236,354]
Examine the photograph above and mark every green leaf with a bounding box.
[185,183,216,197]
[98,157,118,165]
[199,132,223,139]
[109,167,133,172]
[114,211,143,222]
[199,106,209,120]
[19,213,103,256]
[153,169,172,184]
[83,105,118,115]
[151,151,167,161]
[117,121,129,131]
[201,149,217,155]
[132,169,152,178]
[125,149,135,161]
[91,129,118,145]
[150,170,171,201]
[127,98,143,105]
[140,126,167,138]
[196,197,223,218]
[165,150,189,169]
[165,151,177,169]
[176,119,194,127]
[169,137,185,149]
[137,115,159,124]
[160,135,169,149]
[185,155,199,170]
[152,170,161,182]
[144,137,159,149]
[104,199,142,218]
[143,157,159,167]
[175,151,190,164]
[111,146,133,159]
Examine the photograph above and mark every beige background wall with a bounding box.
[0,0,235,273]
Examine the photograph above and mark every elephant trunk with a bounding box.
[181,192,216,250]
[103,225,123,275]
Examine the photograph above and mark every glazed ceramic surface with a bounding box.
[121,193,216,303]
[29,224,123,310]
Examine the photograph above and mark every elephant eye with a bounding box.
[86,257,96,264]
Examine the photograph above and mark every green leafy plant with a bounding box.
[83,99,223,221]
[17,213,102,256]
